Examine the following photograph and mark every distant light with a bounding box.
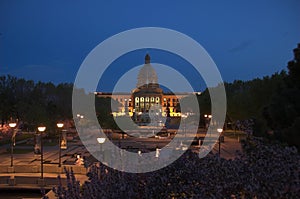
[217,128,223,133]
[9,122,17,128]
[38,126,46,132]
[97,137,106,144]
[57,123,64,128]
[181,114,187,119]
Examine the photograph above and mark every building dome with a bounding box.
[136,54,158,88]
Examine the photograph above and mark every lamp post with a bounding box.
[155,146,160,158]
[125,99,128,116]
[204,114,212,136]
[97,137,106,174]
[217,128,223,156]
[57,122,64,167]
[38,125,46,179]
[182,114,187,138]
[9,122,17,167]
[97,137,106,159]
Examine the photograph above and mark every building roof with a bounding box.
[136,54,158,88]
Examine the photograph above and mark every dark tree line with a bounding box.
[0,75,124,132]
[263,43,300,149]
[196,72,286,130]
[197,43,300,149]
[0,75,73,132]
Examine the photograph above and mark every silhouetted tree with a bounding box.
[0,76,73,131]
[263,43,300,149]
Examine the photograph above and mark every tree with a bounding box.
[0,75,73,131]
[263,43,300,149]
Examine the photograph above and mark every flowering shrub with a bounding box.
[52,137,300,198]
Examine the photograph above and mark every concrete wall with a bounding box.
[0,176,67,189]
[0,164,86,175]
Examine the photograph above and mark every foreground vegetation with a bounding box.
[48,137,299,198]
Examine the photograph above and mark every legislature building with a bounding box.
[95,54,197,122]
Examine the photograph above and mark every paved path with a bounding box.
[211,136,243,159]
[0,131,243,167]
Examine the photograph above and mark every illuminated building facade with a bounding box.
[95,54,195,119]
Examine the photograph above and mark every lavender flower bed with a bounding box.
[49,138,300,198]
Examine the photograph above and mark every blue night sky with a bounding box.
[0,0,299,91]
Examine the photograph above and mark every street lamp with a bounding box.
[181,114,187,137]
[217,128,223,156]
[204,114,212,128]
[204,114,212,136]
[57,122,64,167]
[155,147,160,158]
[9,122,17,167]
[77,114,84,119]
[38,125,46,179]
[97,137,106,158]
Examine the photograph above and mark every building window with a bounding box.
[135,97,139,102]
[146,97,149,102]
[156,97,160,102]
[140,97,144,102]
[151,97,155,102]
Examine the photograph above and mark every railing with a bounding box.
[0,164,86,174]
[0,164,87,189]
